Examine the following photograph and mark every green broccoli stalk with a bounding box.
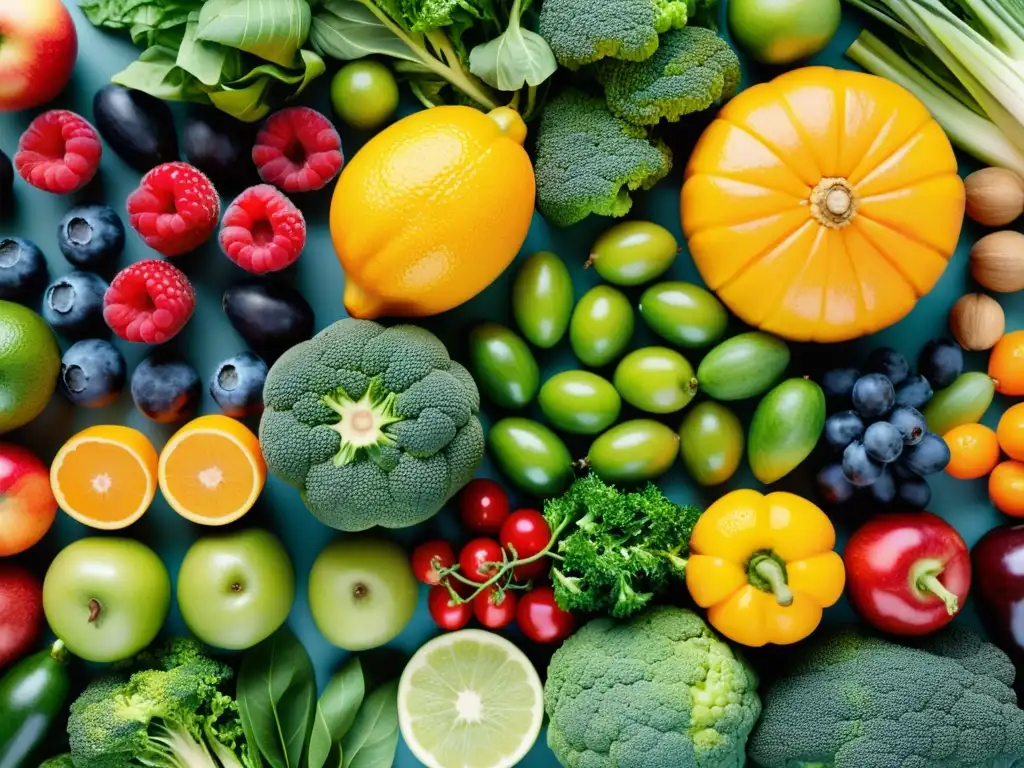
[594,26,740,126]
[534,88,673,227]
[322,378,404,467]
[433,474,702,618]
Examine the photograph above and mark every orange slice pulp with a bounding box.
[157,414,265,526]
[50,425,159,530]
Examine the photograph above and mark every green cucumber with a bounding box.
[748,378,826,484]
[0,641,71,768]
[697,332,790,401]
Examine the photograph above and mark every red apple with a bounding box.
[0,443,57,556]
[0,1,78,112]
[0,564,43,667]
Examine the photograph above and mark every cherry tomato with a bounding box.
[428,585,472,631]
[473,586,517,629]
[459,478,511,534]
[411,540,456,585]
[459,538,504,583]
[500,509,551,581]
[517,587,575,643]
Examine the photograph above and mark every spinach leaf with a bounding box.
[340,680,400,768]
[112,45,210,102]
[307,657,366,768]
[237,626,318,768]
[197,0,312,68]
[310,0,420,63]
[177,13,230,86]
[468,0,556,91]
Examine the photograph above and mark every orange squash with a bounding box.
[681,67,965,343]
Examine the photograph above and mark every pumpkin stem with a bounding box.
[811,177,857,228]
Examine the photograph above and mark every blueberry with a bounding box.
[57,205,125,268]
[863,421,903,463]
[843,441,883,487]
[918,338,963,389]
[59,339,126,408]
[0,150,12,214]
[889,406,927,446]
[868,466,896,504]
[820,368,860,404]
[866,347,909,386]
[43,271,109,339]
[816,463,854,504]
[897,477,932,509]
[823,410,864,452]
[894,374,933,410]
[131,353,201,423]
[892,462,920,481]
[900,432,951,476]
[0,237,47,300]
[852,373,895,419]
[210,351,267,418]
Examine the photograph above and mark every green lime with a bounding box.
[0,300,60,433]
[398,629,544,768]
[330,60,400,131]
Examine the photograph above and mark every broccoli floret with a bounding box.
[534,88,673,227]
[38,756,75,768]
[748,627,1024,768]
[259,319,484,531]
[687,0,721,28]
[594,26,740,126]
[544,606,761,768]
[538,0,689,69]
[67,638,259,768]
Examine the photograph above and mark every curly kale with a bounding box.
[544,474,701,617]
[534,88,673,227]
[594,26,740,125]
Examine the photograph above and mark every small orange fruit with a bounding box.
[989,330,1024,395]
[158,414,265,526]
[997,403,1024,460]
[50,425,159,530]
[944,424,1001,479]
[989,460,1024,517]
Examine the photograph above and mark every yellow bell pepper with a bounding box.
[686,489,845,647]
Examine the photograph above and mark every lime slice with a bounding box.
[398,629,544,768]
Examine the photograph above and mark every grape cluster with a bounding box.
[816,339,962,510]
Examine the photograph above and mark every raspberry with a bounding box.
[220,185,306,274]
[252,107,343,193]
[15,111,102,195]
[127,162,221,257]
[103,260,196,344]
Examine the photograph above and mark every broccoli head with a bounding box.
[538,0,689,69]
[594,26,740,126]
[534,88,673,227]
[259,319,484,532]
[39,756,75,768]
[748,627,1024,768]
[544,606,761,768]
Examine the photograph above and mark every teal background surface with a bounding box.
[2,1,1019,765]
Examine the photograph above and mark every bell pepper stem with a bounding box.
[754,558,794,607]
[919,573,959,616]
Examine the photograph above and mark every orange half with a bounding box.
[158,414,266,526]
[50,425,159,530]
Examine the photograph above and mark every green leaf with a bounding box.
[468,0,556,91]
[340,680,400,768]
[236,626,318,768]
[177,12,230,86]
[196,0,312,67]
[310,0,420,63]
[308,657,366,768]
[111,45,210,102]
[293,49,328,96]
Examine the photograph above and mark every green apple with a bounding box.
[42,538,170,663]
[177,528,294,651]
[309,538,418,651]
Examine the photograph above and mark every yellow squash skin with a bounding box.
[682,67,965,342]
[685,489,845,647]
[330,106,535,319]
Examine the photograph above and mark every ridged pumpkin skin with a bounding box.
[330,106,535,319]
[682,67,965,343]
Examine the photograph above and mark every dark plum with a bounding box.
[889,406,927,446]
[222,279,315,359]
[0,237,47,300]
[843,441,883,487]
[863,421,903,464]
[918,338,963,389]
[183,109,256,186]
[43,271,109,339]
[0,150,12,214]
[820,368,859,404]
[59,339,126,408]
[57,205,125,268]
[894,375,933,410]
[868,467,896,504]
[852,373,895,419]
[866,347,909,386]
[900,432,951,476]
[897,477,932,509]
[817,463,854,504]
[131,353,201,423]
[823,410,864,452]
[210,352,268,418]
[93,85,178,172]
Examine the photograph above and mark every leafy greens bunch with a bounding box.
[79,0,326,122]
[310,0,558,118]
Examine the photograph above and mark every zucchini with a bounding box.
[0,641,71,768]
